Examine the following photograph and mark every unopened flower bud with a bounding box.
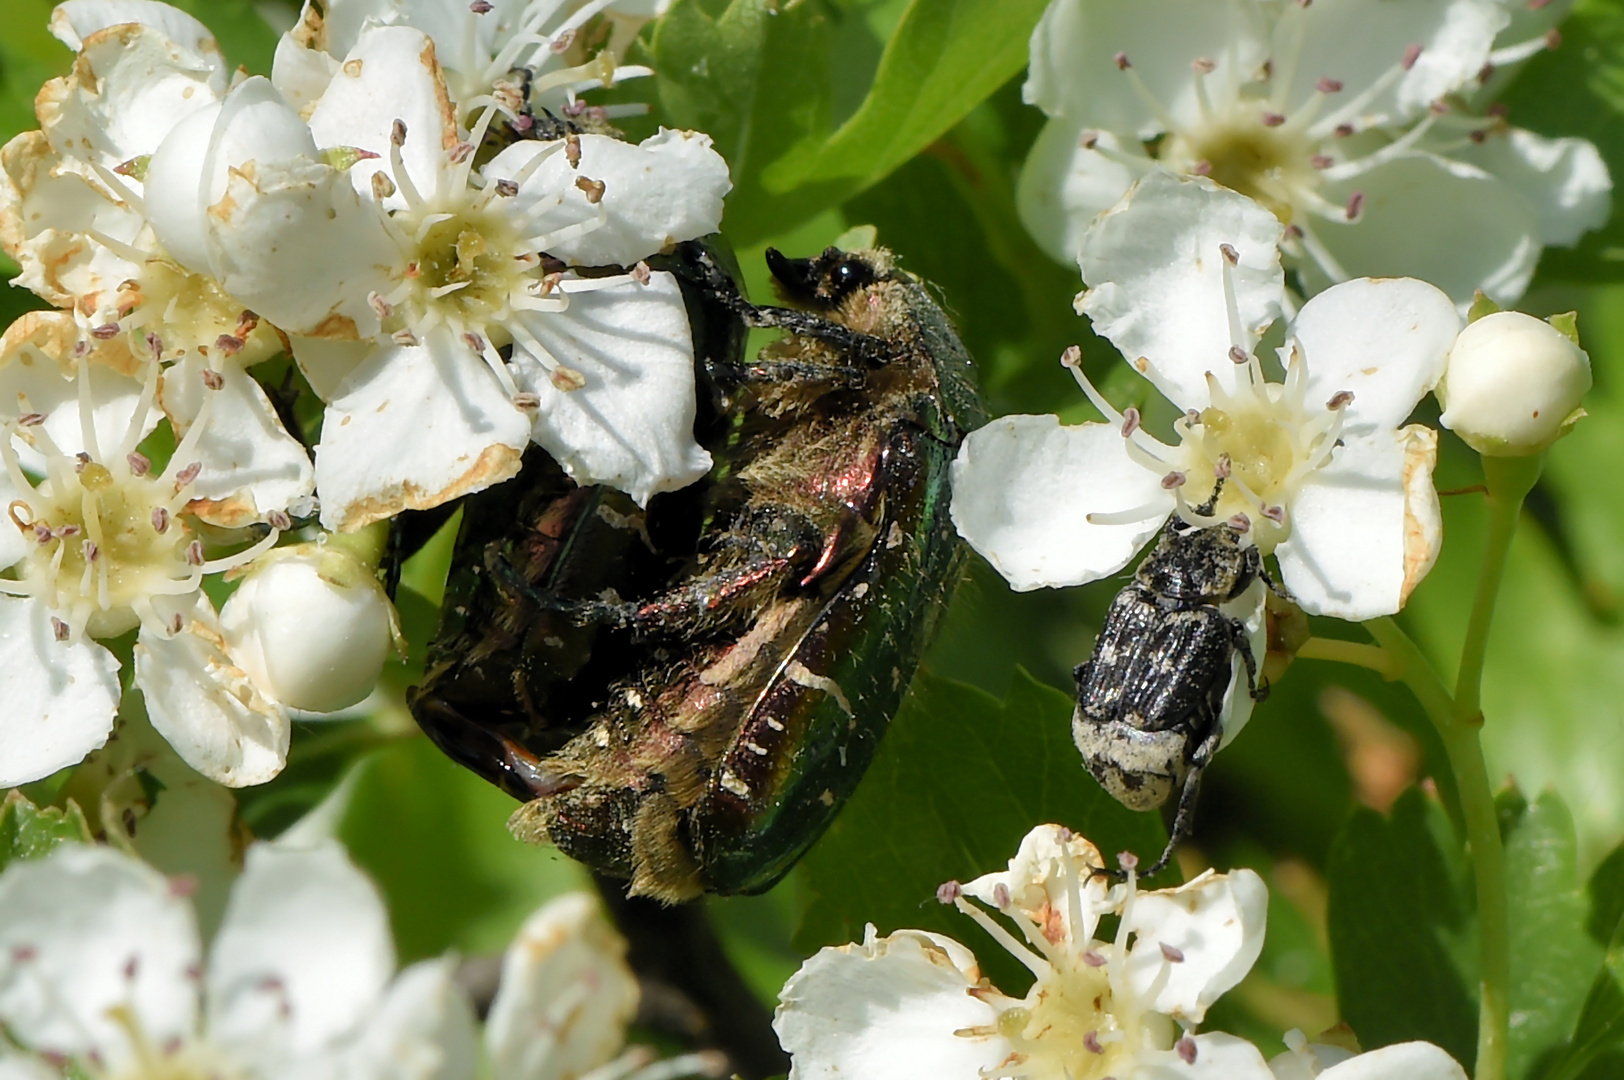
[1437,310,1591,456]
[220,549,397,713]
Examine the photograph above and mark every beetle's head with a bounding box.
[766,246,891,309]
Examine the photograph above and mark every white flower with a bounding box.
[0,837,472,1080]
[1018,0,1609,307]
[952,174,1455,623]
[0,316,288,788]
[220,543,401,714]
[774,824,1272,1080]
[143,25,727,530]
[272,0,660,125]
[1269,1030,1468,1080]
[1437,309,1591,456]
[0,2,317,528]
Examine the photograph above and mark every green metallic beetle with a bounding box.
[408,242,985,901]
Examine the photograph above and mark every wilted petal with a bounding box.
[1135,1032,1275,1079]
[51,0,229,93]
[345,958,479,1080]
[1457,127,1612,247]
[961,824,1111,949]
[1079,172,1285,410]
[0,845,199,1068]
[0,597,121,787]
[1122,869,1267,1023]
[208,840,395,1063]
[314,334,528,532]
[1284,277,1458,437]
[307,26,458,209]
[1309,154,1540,308]
[950,414,1170,591]
[487,130,730,267]
[1275,425,1441,620]
[774,926,1008,1080]
[1025,0,1266,136]
[1016,117,1147,265]
[159,356,314,527]
[1313,1042,1468,1080]
[134,594,290,787]
[509,271,710,505]
[485,893,638,1080]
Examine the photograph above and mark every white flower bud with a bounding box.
[1437,311,1591,457]
[220,548,396,713]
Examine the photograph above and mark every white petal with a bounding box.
[1275,425,1441,620]
[0,597,121,788]
[1136,1031,1276,1079]
[51,0,229,93]
[0,845,199,1067]
[1456,127,1612,247]
[773,926,1007,1080]
[1215,577,1267,749]
[1315,1042,1468,1080]
[208,840,395,1062]
[1016,117,1146,266]
[314,334,528,532]
[961,824,1111,951]
[343,958,479,1080]
[271,10,342,117]
[485,893,638,1080]
[1287,0,1506,124]
[1122,868,1267,1023]
[160,358,314,528]
[1308,154,1541,308]
[0,1047,57,1080]
[307,26,458,209]
[1284,277,1458,436]
[134,594,290,787]
[1270,1041,1356,1080]
[509,271,711,504]
[1079,172,1285,410]
[291,335,373,400]
[487,129,731,267]
[950,414,1171,591]
[1024,0,1267,137]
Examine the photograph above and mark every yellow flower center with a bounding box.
[1162,110,1319,224]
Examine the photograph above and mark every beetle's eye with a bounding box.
[828,258,874,300]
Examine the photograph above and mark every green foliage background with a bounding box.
[9,0,1624,1076]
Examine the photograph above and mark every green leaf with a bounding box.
[1325,787,1478,1069]
[0,790,92,870]
[762,0,1049,193]
[795,668,1167,992]
[1498,0,1624,283]
[1544,915,1624,1080]
[1500,790,1604,1080]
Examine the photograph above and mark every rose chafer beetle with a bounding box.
[409,241,985,901]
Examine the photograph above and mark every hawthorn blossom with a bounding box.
[0,314,287,788]
[143,24,727,530]
[272,0,661,125]
[0,1,316,527]
[952,174,1456,623]
[1437,308,1591,456]
[1018,0,1609,306]
[1269,1031,1468,1080]
[775,824,1273,1080]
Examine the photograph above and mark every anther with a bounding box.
[51,617,69,642]
[1261,111,1286,127]
[215,334,244,356]
[1478,61,1496,83]
[469,0,493,11]
[512,114,535,133]
[391,119,408,146]
[1487,102,1509,119]
[11,945,37,962]
[371,172,397,201]
[1430,99,1450,116]
[1177,1036,1198,1065]
[1284,223,1304,240]
[1316,77,1344,93]
[449,141,475,164]
[91,323,120,339]
[551,28,576,52]
[201,369,224,391]
[1470,129,1488,144]
[1262,504,1287,523]
[575,176,606,204]
[566,133,582,168]
[536,272,565,296]
[1160,942,1186,963]
[123,955,139,980]
[1060,345,1083,368]
[1117,850,1139,872]
[368,292,393,320]
[146,332,164,361]
[632,261,652,285]
[493,178,519,197]
[1085,1031,1105,1054]
[392,329,419,346]
[174,461,202,487]
[1402,44,1423,70]
[1114,51,1131,70]
[17,412,45,427]
[1161,470,1186,490]
[72,341,90,358]
[1228,345,1249,364]
[1345,190,1365,221]
[936,880,962,904]
[1545,28,1562,49]
[1185,409,1202,427]
[267,509,292,531]
[1228,513,1252,533]
[1311,154,1333,169]
[168,875,199,898]
[1079,130,1101,149]
[74,453,90,473]
[550,367,587,391]
[1327,390,1354,410]
[992,882,1011,909]
[462,331,488,355]
[1191,57,1215,74]
[1191,159,1212,176]
[1219,243,1239,265]
[1334,122,1356,138]
[185,539,204,566]
[513,391,541,410]
[1121,407,1141,438]
[54,525,80,540]
[82,540,99,563]
[152,506,169,533]
[1215,453,1232,479]
[170,611,184,634]
[32,523,51,543]
[1082,949,1107,967]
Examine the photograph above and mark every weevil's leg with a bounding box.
[1227,613,1268,702]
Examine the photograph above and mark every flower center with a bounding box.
[995,963,1137,1080]
[99,1005,248,1080]
[1161,110,1318,223]
[114,258,277,365]
[406,207,527,328]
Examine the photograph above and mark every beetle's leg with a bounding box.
[1245,544,1294,602]
[1138,723,1224,879]
[410,693,580,802]
[1227,613,1269,703]
[706,358,866,387]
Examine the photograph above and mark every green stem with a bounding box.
[1453,455,1543,724]
[1295,636,1402,679]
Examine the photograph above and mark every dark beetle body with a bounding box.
[1072,507,1271,875]
[410,243,984,901]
